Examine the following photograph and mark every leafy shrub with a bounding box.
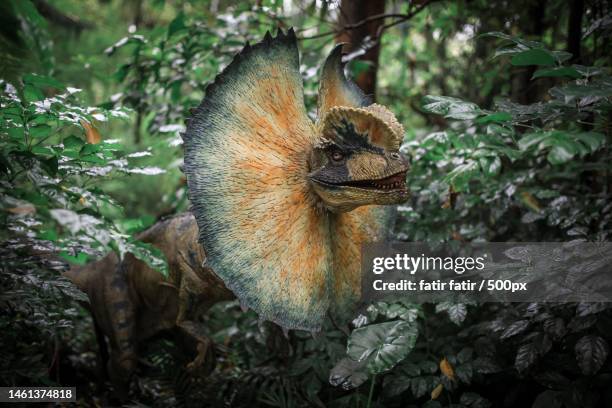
[321,33,612,408]
[0,75,167,386]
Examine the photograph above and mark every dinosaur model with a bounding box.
[64,28,409,392]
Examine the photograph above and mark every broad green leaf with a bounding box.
[23,84,45,102]
[479,156,501,176]
[511,49,555,66]
[476,112,512,124]
[59,251,89,265]
[120,215,155,234]
[329,358,369,390]
[444,161,478,191]
[411,376,430,398]
[114,64,130,82]
[447,303,468,325]
[168,12,186,38]
[80,154,107,164]
[23,74,65,90]
[80,144,101,155]
[518,132,549,151]
[29,124,52,138]
[480,32,543,49]
[31,145,55,156]
[6,126,24,140]
[547,145,575,164]
[63,135,85,149]
[532,67,582,79]
[551,51,573,64]
[554,82,612,98]
[572,65,605,78]
[573,132,605,151]
[493,45,528,59]
[515,342,538,372]
[575,335,609,375]
[422,95,464,115]
[347,320,418,374]
[422,95,481,120]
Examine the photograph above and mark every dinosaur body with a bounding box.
[64,213,233,391]
[66,28,409,391]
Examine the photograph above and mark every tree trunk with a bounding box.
[566,0,584,62]
[512,0,547,105]
[335,0,386,100]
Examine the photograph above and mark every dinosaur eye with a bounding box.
[331,150,344,162]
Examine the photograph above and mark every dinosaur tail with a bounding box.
[63,265,91,293]
[63,253,118,294]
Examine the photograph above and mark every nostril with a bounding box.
[390,152,401,160]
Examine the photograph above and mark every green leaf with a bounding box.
[329,358,369,390]
[410,376,430,398]
[422,95,481,120]
[511,49,555,66]
[554,82,612,98]
[518,132,548,151]
[572,65,605,78]
[114,64,130,82]
[532,67,582,79]
[575,335,609,375]
[444,161,478,191]
[493,45,528,59]
[168,12,186,38]
[573,132,605,151]
[479,156,501,176]
[460,392,491,408]
[551,51,573,64]
[23,74,64,90]
[480,32,543,49]
[80,144,101,155]
[120,215,155,234]
[515,342,538,372]
[31,145,55,156]
[547,144,575,164]
[29,124,52,138]
[347,320,418,374]
[63,135,85,149]
[23,84,45,102]
[6,126,25,140]
[80,154,107,164]
[447,303,468,325]
[476,112,512,124]
[59,251,89,265]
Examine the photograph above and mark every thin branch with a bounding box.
[299,1,437,41]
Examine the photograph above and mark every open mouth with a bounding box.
[336,171,407,191]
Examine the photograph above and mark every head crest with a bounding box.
[321,105,404,150]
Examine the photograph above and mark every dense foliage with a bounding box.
[1,1,611,407]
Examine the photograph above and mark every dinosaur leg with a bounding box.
[176,320,215,374]
[93,318,109,383]
[105,264,138,397]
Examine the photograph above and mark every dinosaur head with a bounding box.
[308,106,409,212]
